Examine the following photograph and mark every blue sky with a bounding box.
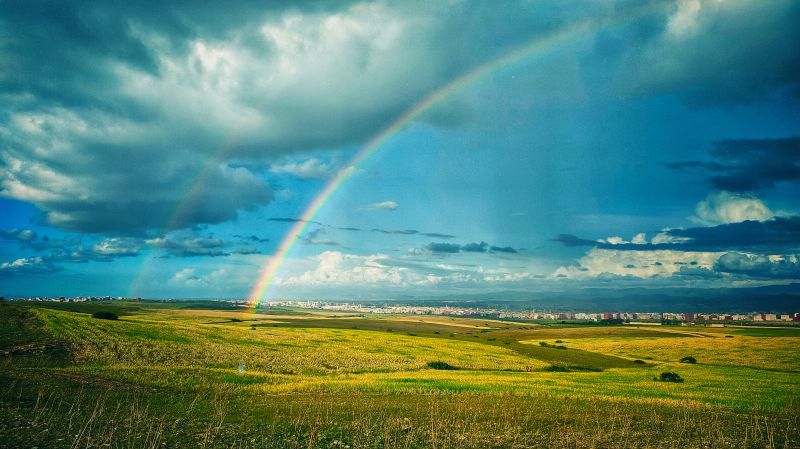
[1,0,799,301]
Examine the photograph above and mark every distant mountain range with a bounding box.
[359,284,800,312]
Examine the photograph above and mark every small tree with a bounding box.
[427,361,457,370]
[680,356,697,364]
[658,372,684,383]
[91,311,118,320]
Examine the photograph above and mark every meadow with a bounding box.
[1,300,798,448]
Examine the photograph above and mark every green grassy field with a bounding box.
[1,301,798,448]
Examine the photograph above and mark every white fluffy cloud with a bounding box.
[269,157,333,180]
[0,257,61,275]
[554,248,723,279]
[277,251,416,286]
[0,2,449,234]
[692,191,773,225]
[275,250,548,291]
[169,267,230,287]
[364,201,399,211]
[92,238,141,257]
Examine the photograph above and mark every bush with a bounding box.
[545,364,571,372]
[426,361,458,370]
[679,356,697,364]
[91,311,118,320]
[545,364,602,373]
[658,372,684,383]
[633,359,646,364]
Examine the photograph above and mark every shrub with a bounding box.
[427,361,457,370]
[658,372,684,383]
[555,340,563,343]
[91,311,118,320]
[545,364,571,372]
[545,364,602,373]
[539,342,550,347]
[680,356,697,364]
[633,359,646,364]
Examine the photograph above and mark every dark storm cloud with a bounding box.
[233,247,261,255]
[714,252,800,279]
[269,218,323,226]
[233,234,270,243]
[553,234,599,247]
[461,242,488,253]
[490,246,517,254]
[0,228,37,242]
[0,229,76,251]
[304,240,341,247]
[620,0,800,106]
[3,0,797,238]
[555,217,800,253]
[420,232,456,239]
[426,243,461,254]
[371,228,456,237]
[1,135,272,234]
[302,228,340,247]
[0,0,357,110]
[0,0,456,234]
[268,218,452,240]
[371,229,419,235]
[667,217,800,252]
[145,236,228,257]
[423,241,519,255]
[0,229,135,259]
[666,137,800,192]
[22,237,142,264]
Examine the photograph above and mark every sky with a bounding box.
[1,0,799,302]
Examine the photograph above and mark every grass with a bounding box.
[563,332,800,372]
[1,301,799,448]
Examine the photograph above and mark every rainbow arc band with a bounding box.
[246,1,669,309]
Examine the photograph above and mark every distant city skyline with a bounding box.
[2,1,799,301]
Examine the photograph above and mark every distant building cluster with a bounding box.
[4,296,799,324]
[262,300,800,324]
[6,296,140,303]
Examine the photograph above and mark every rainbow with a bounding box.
[126,120,256,298]
[246,2,669,308]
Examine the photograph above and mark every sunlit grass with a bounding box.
[559,333,800,372]
[2,303,799,448]
[35,307,538,373]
